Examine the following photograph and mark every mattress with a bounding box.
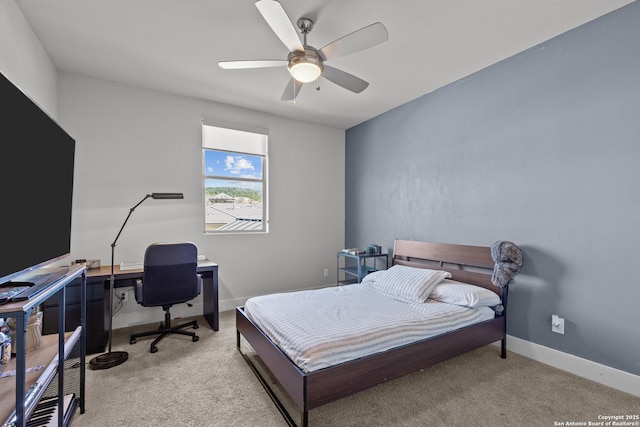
[244,283,494,372]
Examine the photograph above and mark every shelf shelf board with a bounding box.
[343,267,379,276]
[338,279,359,285]
[0,329,80,424]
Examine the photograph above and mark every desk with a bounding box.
[88,260,218,325]
[79,261,218,354]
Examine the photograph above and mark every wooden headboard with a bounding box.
[392,240,499,295]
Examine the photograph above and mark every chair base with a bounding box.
[130,310,199,353]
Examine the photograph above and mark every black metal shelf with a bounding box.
[0,264,86,427]
[336,252,388,285]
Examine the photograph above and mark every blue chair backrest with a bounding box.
[141,242,198,307]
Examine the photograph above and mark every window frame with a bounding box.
[202,122,268,234]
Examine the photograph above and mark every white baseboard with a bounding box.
[112,302,205,329]
[217,284,332,314]
[219,296,248,312]
[501,335,640,398]
[112,296,250,329]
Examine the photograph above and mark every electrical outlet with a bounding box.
[323,268,329,278]
[120,291,128,302]
[552,314,565,334]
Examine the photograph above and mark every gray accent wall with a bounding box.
[345,2,640,376]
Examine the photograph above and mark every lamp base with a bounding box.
[88,351,128,370]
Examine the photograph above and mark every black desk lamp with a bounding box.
[89,192,184,370]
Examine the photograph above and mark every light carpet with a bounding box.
[75,310,639,426]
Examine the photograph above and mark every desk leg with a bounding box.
[202,266,219,331]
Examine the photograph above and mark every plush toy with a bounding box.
[490,241,523,288]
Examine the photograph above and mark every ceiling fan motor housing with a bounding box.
[287,48,324,83]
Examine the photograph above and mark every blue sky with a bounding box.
[204,149,263,179]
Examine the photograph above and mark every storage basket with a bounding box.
[8,310,43,353]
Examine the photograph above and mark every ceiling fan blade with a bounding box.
[281,78,303,101]
[218,60,287,69]
[255,0,304,53]
[320,22,388,61]
[322,66,369,93]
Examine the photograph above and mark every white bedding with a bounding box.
[244,283,495,372]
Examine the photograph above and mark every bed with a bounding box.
[236,240,509,426]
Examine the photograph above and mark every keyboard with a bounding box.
[0,286,30,304]
[4,268,69,302]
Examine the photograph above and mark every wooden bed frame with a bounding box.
[236,240,508,426]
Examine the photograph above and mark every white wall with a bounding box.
[57,73,345,328]
[0,0,57,117]
[2,0,345,329]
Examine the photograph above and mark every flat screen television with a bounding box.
[0,71,75,288]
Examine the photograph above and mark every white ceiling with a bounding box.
[16,0,633,129]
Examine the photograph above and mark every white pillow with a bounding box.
[367,265,451,303]
[429,279,501,308]
[361,270,384,285]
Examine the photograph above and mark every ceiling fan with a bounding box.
[219,0,388,101]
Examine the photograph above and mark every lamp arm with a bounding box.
[110,194,152,248]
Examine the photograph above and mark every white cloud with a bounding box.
[225,155,255,175]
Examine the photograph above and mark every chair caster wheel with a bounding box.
[193,336,199,342]
[130,338,136,345]
[150,346,158,353]
[193,324,199,330]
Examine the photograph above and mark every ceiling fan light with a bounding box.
[288,49,323,83]
[289,62,322,83]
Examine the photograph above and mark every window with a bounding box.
[202,123,268,233]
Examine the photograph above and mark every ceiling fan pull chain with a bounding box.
[292,79,298,105]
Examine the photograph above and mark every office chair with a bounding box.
[129,242,201,353]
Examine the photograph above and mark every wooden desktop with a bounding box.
[42,261,218,355]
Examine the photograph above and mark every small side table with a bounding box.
[336,252,388,285]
